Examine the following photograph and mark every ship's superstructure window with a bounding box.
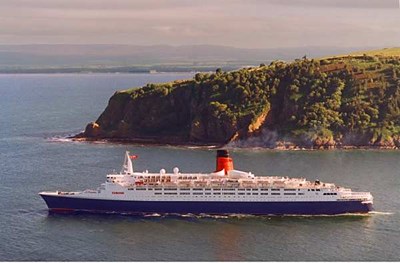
[261,193,268,195]
[271,189,280,191]
[271,193,280,195]
[284,193,296,195]
[179,192,190,195]
[323,193,337,195]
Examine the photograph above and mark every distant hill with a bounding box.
[76,47,400,149]
[0,44,378,73]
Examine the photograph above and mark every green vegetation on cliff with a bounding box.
[81,48,400,148]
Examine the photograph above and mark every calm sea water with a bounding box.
[0,73,399,261]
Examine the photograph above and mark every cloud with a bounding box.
[0,0,399,48]
[266,0,398,9]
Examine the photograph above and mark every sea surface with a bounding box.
[0,73,399,261]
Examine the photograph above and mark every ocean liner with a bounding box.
[39,150,373,215]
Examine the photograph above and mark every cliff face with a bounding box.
[83,79,267,144]
[86,82,193,139]
[79,52,400,149]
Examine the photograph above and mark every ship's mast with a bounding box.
[122,151,134,175]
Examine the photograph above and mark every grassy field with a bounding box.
[348,47,400,56]
[321,47,400,60]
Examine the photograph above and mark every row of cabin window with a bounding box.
[152,192,305,196]
[132,188,311,191]
[323,193,338,195]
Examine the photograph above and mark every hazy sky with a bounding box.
[1,0,399,48]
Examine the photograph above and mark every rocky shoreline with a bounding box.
[71,134,400,150]
[71,132,224,148]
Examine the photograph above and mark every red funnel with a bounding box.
[216,150,233,175]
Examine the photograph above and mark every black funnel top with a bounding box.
[217,149,229,158]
